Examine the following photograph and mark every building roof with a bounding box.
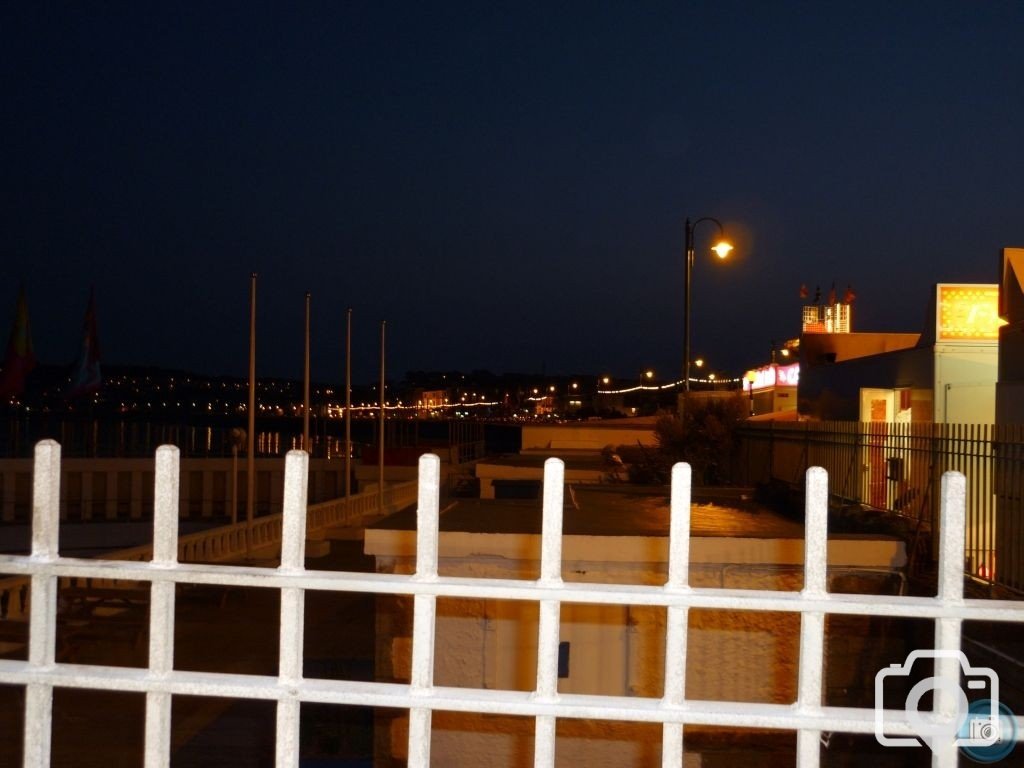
[372,485,806,538]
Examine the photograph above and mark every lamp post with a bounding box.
[683,218,732,402]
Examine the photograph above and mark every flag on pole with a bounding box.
[67,288,102,398]
[0,286,37,398]
[799,284,809,299]
[843,285,856,304]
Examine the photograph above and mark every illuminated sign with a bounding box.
[936,284,1005,343]
[743,363,800,391]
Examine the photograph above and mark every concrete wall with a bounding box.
[521,423,656,451]
[0,455,349,522]
[996,247,1024,591]
[934,344,999,423]
[798,345,933,420]
[996,314,1024,424]
[368,530,905,767]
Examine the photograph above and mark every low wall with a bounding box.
[521,422,657,451]
[368,530,906,767]
[0,456,351,522]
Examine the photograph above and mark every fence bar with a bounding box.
[24,440,61,768]
[145,446,180,768]
[539,458,564,583]
[534,458,565,768]
[408,454,441,768]
[7,441,1024,768]
[930,471,967,768]
[277,450,310,768]
[796,467,828,768]
[662,461,693,766]
[738,421,1024,595]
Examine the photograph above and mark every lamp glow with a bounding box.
[712,240,733,259]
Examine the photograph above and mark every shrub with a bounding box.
[654,394,748,486]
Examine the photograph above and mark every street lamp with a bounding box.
[683,217,732,396]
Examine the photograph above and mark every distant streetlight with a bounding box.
[694,358,704,369]
[683,217,732,395]
[745,370,757,416]
[644,369,655,381]
[601,376,610,386]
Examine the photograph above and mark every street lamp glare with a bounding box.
[712,240,733,259]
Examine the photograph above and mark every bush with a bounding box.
[654,394,748,486]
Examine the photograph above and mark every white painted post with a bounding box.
[662,462,692,767]
[932,471,967,768]
[796,466,829,767]
[145,445,180,768]
[534,458,565,768]
[276,450,310,768]
[24,440,60,768]
[408,454,441,768]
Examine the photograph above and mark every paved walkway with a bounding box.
[0,541,377,767]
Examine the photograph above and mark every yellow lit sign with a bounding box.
[936,284,1005,343]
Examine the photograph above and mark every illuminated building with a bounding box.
[798,282,1004,424]
[802,301,851,334]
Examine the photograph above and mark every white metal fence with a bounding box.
[1,438,1023,767]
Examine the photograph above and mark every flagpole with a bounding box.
[345,308,352,498]
[303,292,311,453]
[378,319,385,516]
[246,273,257,558]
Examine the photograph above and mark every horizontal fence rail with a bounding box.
[0,472,417,621]
[738,421,1024,594]
[0,439,1023,767]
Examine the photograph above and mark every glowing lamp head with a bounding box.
[644,370,654,379]
[711,240,733,259]
[694,358,704,368]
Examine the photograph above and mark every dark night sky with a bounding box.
[2,2,1022,384]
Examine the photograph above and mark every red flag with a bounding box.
[799,284,809,299]
[0,286,37,398]
[843,285,856,304]
[67,288,102,398]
